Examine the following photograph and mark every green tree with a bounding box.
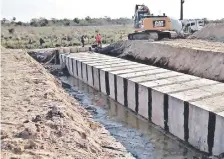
[30,18,38,26]
[40,18,48,26]
[15,21,23,26]
[63,18,70,26]
[51,18,57,24]
[12,17,16,22]
[73,18,80,24]
[85,16,91,22]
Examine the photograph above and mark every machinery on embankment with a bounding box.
[128,4,205,41]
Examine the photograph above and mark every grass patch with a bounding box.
[1,25,133,49]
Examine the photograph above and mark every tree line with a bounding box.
[1,16,133,27]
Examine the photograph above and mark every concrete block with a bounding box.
[115,68,169,109]
[116,75,125,105]
[111,66,162,76]
[69,57,73,75]
[127,80,137,112]
[77,60,82,80]
[214,112,224,156]
[59,54,62,64]
[82,63,88,83]
[189,94,224,155]
[70,47,78,53]
[87,65,94,87]
[138,84,150,119]
[93,67,100,90]
[130,71,182,83]
[58,48,64,54]
[166,88,224,155]
[99,63,149,96]
[151,89,165,129]
[101,63,149,72]
[100,70,106,94]
[167,96,185,141]
[108,73,116,100]
[72,58,77,77]
[63,47,70,53]
[78,47,87,52]
[188,103,209,152]
[129,73,198,118]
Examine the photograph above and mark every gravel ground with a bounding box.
[1,47,134,159]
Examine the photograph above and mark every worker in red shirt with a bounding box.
[95,33,102,48]
[98,33,102,48]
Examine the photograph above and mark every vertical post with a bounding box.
[180,0,185,20]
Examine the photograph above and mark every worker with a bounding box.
[98,33,102,48]
[95,33,99,47]
[81,35,85,47]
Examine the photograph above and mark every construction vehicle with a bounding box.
[181,19,205,34]
[128,4,183,40]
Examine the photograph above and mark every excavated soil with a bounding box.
[97,39,224,82]
[1,47,133,159]
[188,23,224,42]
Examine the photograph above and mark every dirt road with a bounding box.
[1,47,133,159]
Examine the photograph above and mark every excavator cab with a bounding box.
[133,4,150,28]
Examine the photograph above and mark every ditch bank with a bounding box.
[96,39,224,82]
[61,52,224,157]
[1,47,133,159]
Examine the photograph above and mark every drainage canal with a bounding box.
[59,75,208,159]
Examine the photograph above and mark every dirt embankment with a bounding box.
[1,47,133,159]
[97,39,224,82]
[188,23,224,42]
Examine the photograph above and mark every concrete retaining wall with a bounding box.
[60,52,224,157]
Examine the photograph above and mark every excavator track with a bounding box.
[128,32,159,41]
[128,31,178,41]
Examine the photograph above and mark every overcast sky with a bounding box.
[1,0,224,22]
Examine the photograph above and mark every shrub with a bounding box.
[8,28,15,34]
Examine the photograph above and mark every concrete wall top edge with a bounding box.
[110,66,158,75]
[169,87,222,103]
[100,64,148,71]
[79,59,127,64]
[89,61,132,68]
[150,78,220,94]
[190,94,224,113]
[131,71,181,82]
[217,111,224,117]
[136,74,199,88]
[119,69,170,78]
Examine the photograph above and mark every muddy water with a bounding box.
[59,76,208,159]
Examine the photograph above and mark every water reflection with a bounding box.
[60,76,208,159]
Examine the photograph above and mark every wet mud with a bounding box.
[58,75,210,159]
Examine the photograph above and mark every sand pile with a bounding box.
[188,23,224,42]
[1,47,133,159]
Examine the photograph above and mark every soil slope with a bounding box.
[97,39,224,82]
[1,47,133,159]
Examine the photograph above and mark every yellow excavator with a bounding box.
[128,4,183,40]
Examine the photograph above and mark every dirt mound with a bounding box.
[97,40,224,82]
[1,47,133,159]
[188,23,224,42]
